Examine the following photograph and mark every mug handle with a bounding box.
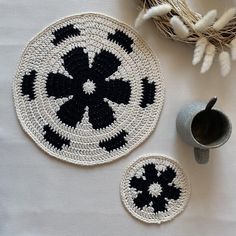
[194,148,209,164]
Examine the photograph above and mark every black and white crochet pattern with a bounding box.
[120,155,190,223]
[13,13,164,165]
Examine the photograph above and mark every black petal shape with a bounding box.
[152,196,168,213]
[143,164,159,184]
[133,190,152,209]
[99,130,128,152]
[130,176,148,192]
[107,29,133,53]
[46,46,126,130]
[91,50,121,81]
[130,163,181,213]
[43,124,70,150]
[157,167,176,186]
[46,73,74,98]
[140,77,156,108]
[56,97,85,127]
[52,24,81,46]
[62,47,89,80]
[21,70,37,100]
[88,100,115,129]
[162,185,181,200]
[104,79,131,104]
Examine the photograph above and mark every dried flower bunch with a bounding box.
[136,0,236,77]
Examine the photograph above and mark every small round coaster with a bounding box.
[13,13,164,166]
[120,154,190,223]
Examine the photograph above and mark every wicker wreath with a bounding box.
[136,0,236,77]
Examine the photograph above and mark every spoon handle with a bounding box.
[205,96,217,111]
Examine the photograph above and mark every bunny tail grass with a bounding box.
[201,43,216,73]
[192,37,208,65]
[213,8,236,31]
[219,51,231,77]
[170,16,189,39]
[194,10,217,32]
[135,9,145,28]
[143,4,172,20]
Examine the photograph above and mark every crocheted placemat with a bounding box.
[13,13,164,165]
[120,155,190,223]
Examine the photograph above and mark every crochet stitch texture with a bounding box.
[120,155,191,223]
[13,13,164,165]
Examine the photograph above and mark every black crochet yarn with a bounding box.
[46,47,131,129]
[130,164,181,213]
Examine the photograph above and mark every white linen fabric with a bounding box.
[0,0,236,235]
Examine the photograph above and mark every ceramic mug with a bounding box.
[176,97,232,164]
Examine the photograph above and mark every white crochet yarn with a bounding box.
[148,183,162,197]
[83,80,96,95]
[13,13,165,166]
[120,154,191,223]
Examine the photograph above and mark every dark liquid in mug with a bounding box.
[191,110,228,145]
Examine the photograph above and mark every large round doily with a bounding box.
[120,155,191,223]
[13,13,164,165]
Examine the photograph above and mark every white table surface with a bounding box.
[1,0,236,235]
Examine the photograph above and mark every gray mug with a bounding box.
[176,97,232,164]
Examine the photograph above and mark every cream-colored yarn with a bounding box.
[13,13,165,166]
[120,154,191,223]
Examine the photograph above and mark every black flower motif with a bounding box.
[130,163,181,213]
[46,47,131,129]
